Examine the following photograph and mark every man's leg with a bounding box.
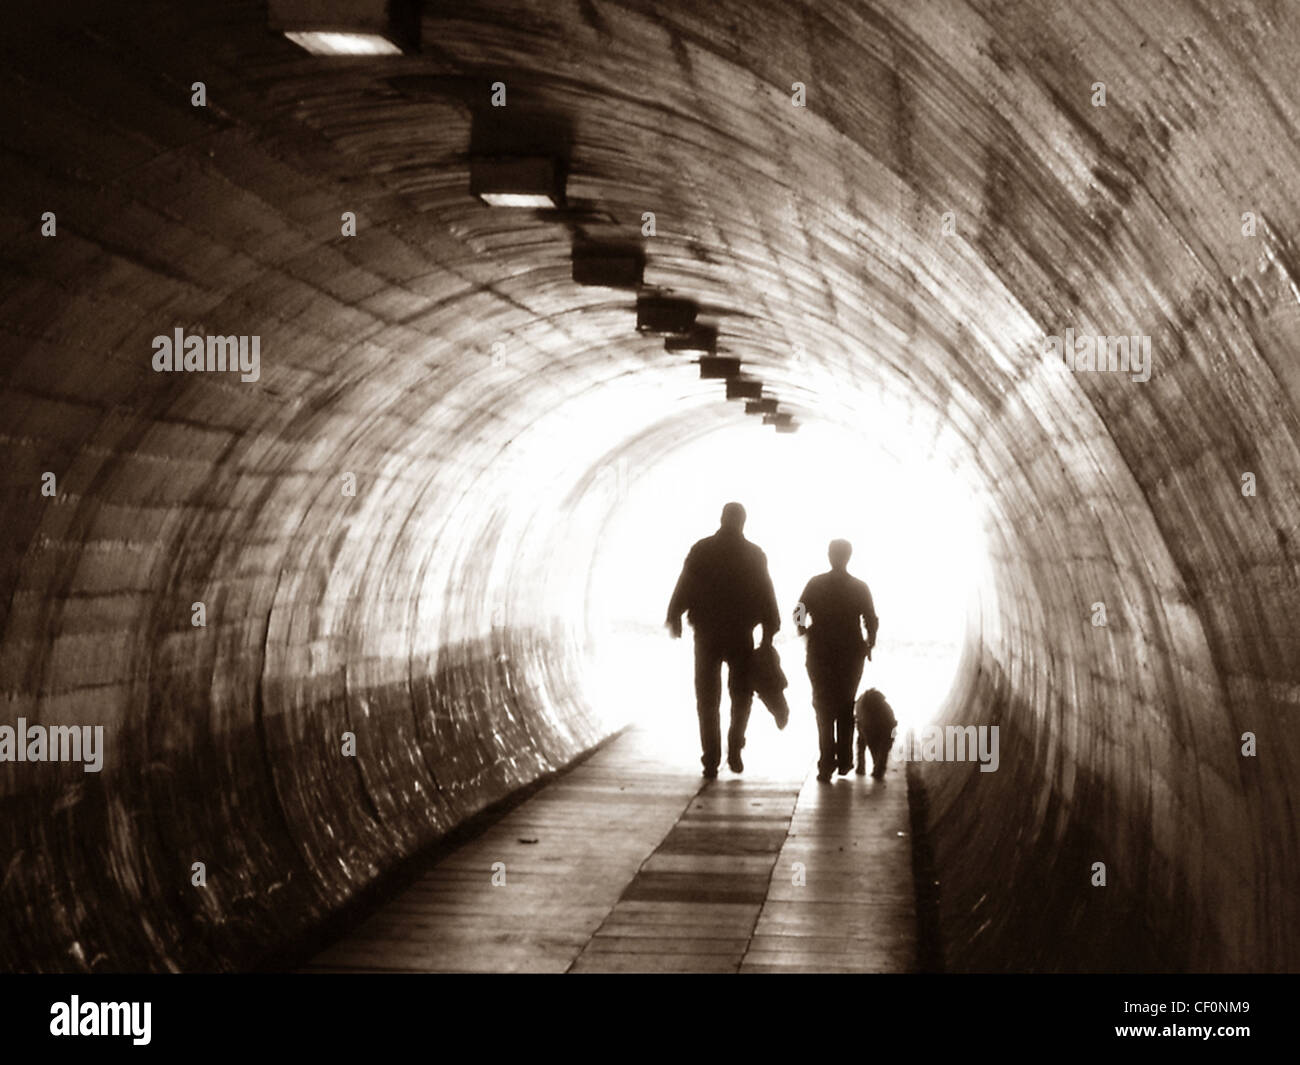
[835,699,856,774]
[693,636,723,776]
[724,639,753,771]
[813,700,837,781]
[836,656,866,774]
[807,657,837,781]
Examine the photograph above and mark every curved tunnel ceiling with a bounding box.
[2,0,1299,972]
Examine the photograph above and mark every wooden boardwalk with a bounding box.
[305,724,917,974]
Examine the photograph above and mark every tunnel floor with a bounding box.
[303,726,917,974]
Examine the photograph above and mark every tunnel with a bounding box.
[2,0,1298,977]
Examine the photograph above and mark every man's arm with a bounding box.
[757,551,780,646]
[861,583,879,658]
[665,549,695,638]
[794,580,814,636]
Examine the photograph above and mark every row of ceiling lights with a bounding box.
[270,0,798,432]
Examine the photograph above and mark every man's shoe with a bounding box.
[837,761,852,776]
[872,768,886,780]
[703,767,718,779]
[817,772,833,783]
[855,764,867,776]
[728,752,744,773]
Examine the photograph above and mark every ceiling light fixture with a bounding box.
[470,157,565,209]
[572,245,645,288]
[699,356,741,380]
[270,0,419,55]
[283,31,402,55]
[665,325,718,354]
[725,378,764,400]
[636,296,697,335]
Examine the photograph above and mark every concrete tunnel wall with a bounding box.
[1,0,1298,972]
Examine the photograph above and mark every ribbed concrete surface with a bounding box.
[1,0,1299,972]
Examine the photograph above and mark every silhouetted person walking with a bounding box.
[796,539,878,782]
[666,503,781,777]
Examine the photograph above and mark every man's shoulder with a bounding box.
[688,533,718,554]
[694,533,764,556]
[803,572,831,594]
[688,533,731,565]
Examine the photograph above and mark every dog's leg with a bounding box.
[870,741,888,779]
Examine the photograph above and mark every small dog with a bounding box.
[854,688,897,779]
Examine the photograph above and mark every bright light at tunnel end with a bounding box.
[582,417,990,750]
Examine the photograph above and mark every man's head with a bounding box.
[828,538,852,571]
[720,502,747,533]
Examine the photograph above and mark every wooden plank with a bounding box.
[739,758,918,973]
[304,728,705,973]
[308,726,920,975]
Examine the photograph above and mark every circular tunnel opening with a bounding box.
[581,411,990,765]
[3,0,1297,983]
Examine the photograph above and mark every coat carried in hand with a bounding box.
[750,643,790,730]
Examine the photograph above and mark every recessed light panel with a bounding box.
[271,0,418,54]
[572,246,645,288]
[470,157,564,209]
[665,325,718,354]
[725,378,763,400]
[478,192,560,208]
[283,31,403,55]
[636,296,697,335]
[699,356,741,380]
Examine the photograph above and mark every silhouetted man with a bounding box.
[666,503,781,778]
[796,539,878,783]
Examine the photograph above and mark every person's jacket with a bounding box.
[797,569,878,660]
[666,529,780,641]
